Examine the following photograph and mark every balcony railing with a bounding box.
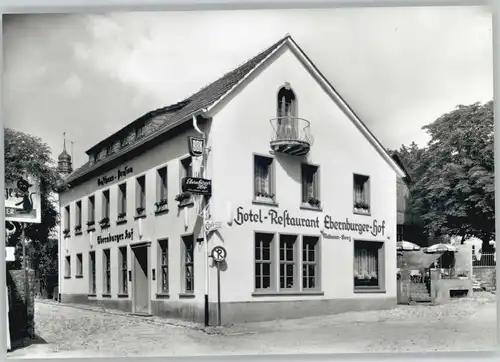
[269,117,313,156]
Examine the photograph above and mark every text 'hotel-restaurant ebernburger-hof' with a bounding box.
[56,35,407,325]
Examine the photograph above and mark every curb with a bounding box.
[36,299,224,335]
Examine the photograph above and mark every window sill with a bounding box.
[179,293,195,299]
[64,276,71,279]
[100,224,111,230]
[155,208,169,216]
[134,214,147,220]
[117,293,129,298]
[252,199,279,207]
[74,230,83,236]
[155,293,170,299]
[75,275,83,279]
[63,235,71,239]
[177,199,194,209]
[300,204,323,212]
[353,209,371,217]
[102,294,112,298]
[354,288,386,294]
[252,291,324,297]
[88,294,97,298]
[116,219,128,225]
[87,227,96,233]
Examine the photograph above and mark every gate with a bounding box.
[409,269,432,303]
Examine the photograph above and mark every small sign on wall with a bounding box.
[5,247,15,262]
[188,136,205,157]
[181,177,212,196]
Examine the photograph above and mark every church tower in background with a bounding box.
[57,132,73,176]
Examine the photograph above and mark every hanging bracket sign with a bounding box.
[181,177,212,196]
[188,136,205,157]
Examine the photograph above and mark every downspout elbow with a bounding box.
[192,115,205,137]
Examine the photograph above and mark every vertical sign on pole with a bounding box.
[5,174,42,344]
[211,245,227,326]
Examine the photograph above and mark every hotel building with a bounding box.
[57,35,406,325]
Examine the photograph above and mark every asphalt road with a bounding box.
[8,292,497,358]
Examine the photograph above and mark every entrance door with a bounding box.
[131,243,150,314]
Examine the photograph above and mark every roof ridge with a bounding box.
[182,34,291,102]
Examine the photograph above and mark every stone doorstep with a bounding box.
[36,299,223,335]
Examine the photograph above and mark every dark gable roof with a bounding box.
[65,35,289,184]
[391,152,412,183]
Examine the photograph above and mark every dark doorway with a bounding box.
[131,244,150,314]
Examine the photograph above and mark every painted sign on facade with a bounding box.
[5,175,41,223]
[97,229,134,245]
[97,166,133,186]
[181,177,212,195]
[233,206,386,237]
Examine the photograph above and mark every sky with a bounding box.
[2,6,493,169]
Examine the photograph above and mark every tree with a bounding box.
[4,128,64,292]
[394,101,494,251]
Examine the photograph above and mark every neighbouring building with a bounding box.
[57,35,406,325]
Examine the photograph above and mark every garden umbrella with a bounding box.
[397,241,421,251]
[424,243,457,254]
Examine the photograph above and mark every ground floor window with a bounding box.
[255,232,274,290]
[302,236,319,290]
[254,233,322,293]
[182,235,194,293]
[158,239,169,293]
[76,253,83,277]
[65,255,71,278]
[279,234,298,290]
[353,240,384,290]
[103,249,111,294]
[89,251,96,294]
[119,247,128,294]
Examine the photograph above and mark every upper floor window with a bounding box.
[277,85,297,119]
[353,174,370,215]
[135,175,146,216]
[87,195,95,226]
[301,164,320,208]
[102,189,110,220]
[106,144,113,155]
[180,156,193,179]
[64,205,70,232]
[75,200,82,232]
[118,183,127,220]
[254,155,275,203]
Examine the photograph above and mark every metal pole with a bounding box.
[217,262,221,326]
[21,223,29,336]
[201,139,210,327]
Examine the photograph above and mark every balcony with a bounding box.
[269,117,313,156]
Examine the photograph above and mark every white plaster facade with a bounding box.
[58,36,405,324]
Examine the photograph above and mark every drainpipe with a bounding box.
[192,114,210,327]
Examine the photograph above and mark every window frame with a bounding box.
[64,205,70,231]
[76,253,83,277]
[118,182,127,221]
[89,251,96,295]
[88,195,95,225]
[135,174,146,216]
[278,234,299,292]
[119,246,128,295]
[103,249,111,295]
[301,235,321,291]
[102,189,110,219]
[254,231,276,292]
[156,166,168,213]
[181,235,195,295]
[253,153,276,205]
[64,255,71,278]
[157,239,169,295]
[353,173,371,216]
[353,239,385,293]
[75,200,82,229]
[300,163,321,210]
